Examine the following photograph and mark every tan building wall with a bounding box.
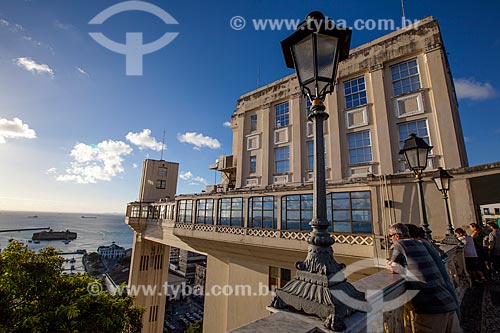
[231,17,467,190]
[128,236,170,332]
[138,159,179,202]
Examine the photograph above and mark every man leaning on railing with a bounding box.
[386,223,462,333]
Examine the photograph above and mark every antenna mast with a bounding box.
[401,0,407,27]
[160,130,166,160]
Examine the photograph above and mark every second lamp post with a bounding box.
[399,133,433,240]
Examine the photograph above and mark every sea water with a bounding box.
[0,211,134,273]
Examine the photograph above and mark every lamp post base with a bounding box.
[441,234,461,245]
[270,269,367,331]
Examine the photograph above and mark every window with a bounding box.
[156,180,166,189]
[275,102,289,128]
[196,199,214,224]
[275,146,290,173]
[158,167,167,176]
[306,140,326,170]
[269,266,291,289]
[344,77,367,109]
[327,191,372,233]
[131,205,140,218]
[250,115,257,131]
[250,156,257,174]
[348,131,372,164]
[176,200,193,223]
[218,197,244,226]
[346,107,368,129]
[306,141,314,170]
[282,194,313,231]
[306,98,312,117]
[398,119,429,149]
[391,59,421,95]
[484,208,491,215]
[495,208,500,215]
[247,135,260,150]
[249,196,277,229]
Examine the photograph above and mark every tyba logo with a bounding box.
[89,1,179,76]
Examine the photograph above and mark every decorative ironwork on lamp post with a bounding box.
[270,11,366,331]
[432,167,459,244]
[399,133,433,241]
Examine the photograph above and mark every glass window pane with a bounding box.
[334,222,351,233]
[352,222,372,233]
[333,210,351,221]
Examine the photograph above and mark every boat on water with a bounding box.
[33,240,40,244]
[28,215,38,218]
[62,239,71,245]
[32,229,77,241]
[81,216,97,219]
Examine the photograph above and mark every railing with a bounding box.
[172,222,374,246]
[342,244,470,332]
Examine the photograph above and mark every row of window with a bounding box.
[253,59,421,132]
[248,119,429,173]
[175,191,372,234]
[246,59,426,171]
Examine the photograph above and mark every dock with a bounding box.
[0,227,50,233]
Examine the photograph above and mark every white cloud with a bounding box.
[54,20,74,31]
[76,67,89,77]
[132,163,138,169]
[14,57,54,78]
[56,140,132,184]
[0,117,37,144]
[179,171,208,185]
[177,132,221,149]
[464,137,473,143]
[0,18,24,32]
[46,167,57,174]
[455,78,496,100]
[223,121,231,128]
[126,129,164,151]
[180,171,193,180]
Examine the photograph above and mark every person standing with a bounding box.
[487,222,500,278]
[387,223,462,333]
[470,223,489,280]
[455,228,485,282]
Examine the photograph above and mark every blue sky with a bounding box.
[0,0,498,213]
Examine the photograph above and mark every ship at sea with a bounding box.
[32,229,77,241]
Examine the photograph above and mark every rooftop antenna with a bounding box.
[401,0,407,27]
[160,130,166,160]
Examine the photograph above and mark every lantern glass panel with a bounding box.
[433,177,444,192]
[317,34,338,79]
[441,176,450,191]
[292,35,314,85]
[417,147,429,170]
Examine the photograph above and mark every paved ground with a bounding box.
[461,276,500,333]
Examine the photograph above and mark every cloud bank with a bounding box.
[56,140,132,184]
[455,78,496,100]
[15,57,54,78]
[126,129,164,151]
[177,132,221,149]
[0,117,37,144]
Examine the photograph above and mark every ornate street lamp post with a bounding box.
[432,167,459,244]
[399,133,433,240]
[271,12,366,331]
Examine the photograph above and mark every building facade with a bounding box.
[97,242,126,259]
[125,18,500,333]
